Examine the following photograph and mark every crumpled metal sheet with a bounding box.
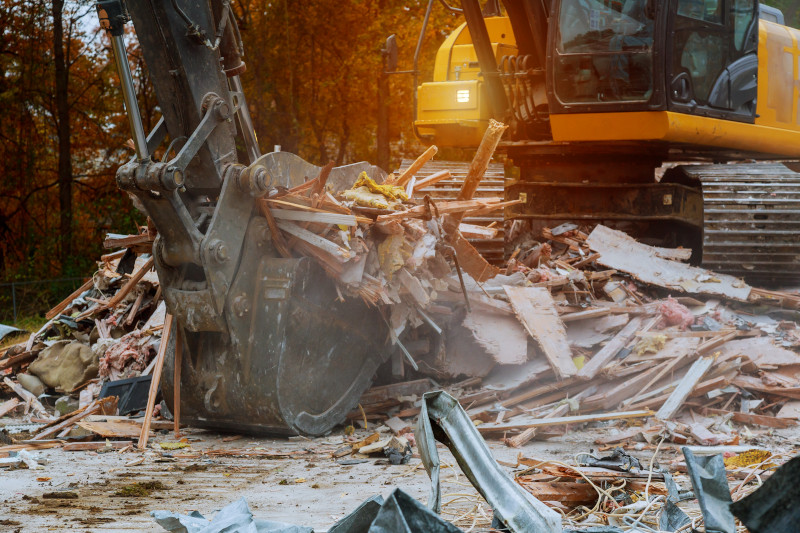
[682,447,736,533]
[659,499,692,532]
[328,495,384,533]
[730,454,800,533]
[0,323,23,343]
[152,498,313,533]
[415,390,561,533]
[367,489,462,533]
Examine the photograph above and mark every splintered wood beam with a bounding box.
[412,169,451,192]
[139,313,173,450]
[477,410,652,434]
[270,208,358,226]
[577,317,643,380]
[458,222,499,240]
[375,198,505,223]
[45,278,93,319]
[275,221,354,262]
[396,145,438,187]
[457,120,507,203]
[106,256,155,309]
[173,325,182,438]
[3,377,52,420]
[656,355,715,420]
[504,286,577,379]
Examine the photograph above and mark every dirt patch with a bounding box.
[113,480,168,497]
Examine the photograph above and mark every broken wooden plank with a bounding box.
[0,350,37,371]
[45,278,93,319]
[0,398,20,418]
[656,355,715,420]
[139,313,172,450]
[560,308,612,323]
[3,377,51,420]
[103,232,153,250]
[396,145,438,187]
[504,286,577,379]
[691,406,796,429]
[270,208,359,226]
[376,198,505,223]
[413,169,451,192]
[477,410,652,435]
[516,480,598,503]
[79,420,144,439]
[106,256,156,310]
[577,317,643,381]
[31,401,100,441]
[275,220,354,261]
[63,441,133,452]
[451,233,501,282]
[587,225,751,301]
[458,222,499,240]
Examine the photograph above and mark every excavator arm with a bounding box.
[96,0,389,435]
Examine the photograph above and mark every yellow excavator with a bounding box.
[413,0,800,284]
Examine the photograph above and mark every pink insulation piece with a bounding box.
[658,296,695,330]
[98,330,158,381]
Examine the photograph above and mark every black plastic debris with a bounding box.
[580,447,643,472]
[99,374,153,415]
[383,440,412,466]
[682,447,736,533]
[730,454,800,533]
[659,499,692,532]
[152,497,313,532]
[328,495,384,533]
[368,489,462,533]
[416,390,561,533]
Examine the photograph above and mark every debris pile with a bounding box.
[348,221,800,453]
[1,117,800,530]
[0,237,168,442]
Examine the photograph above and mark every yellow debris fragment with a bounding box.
[724,449,772,468]
[159,441,189,450]
[634,334,667,356]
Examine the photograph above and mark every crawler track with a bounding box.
[683,163,800,285]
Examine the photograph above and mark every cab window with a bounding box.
[554,0,655,103]
[733,0,756,50]
[677,0,723,23]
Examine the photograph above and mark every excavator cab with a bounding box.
[414,0,800,284]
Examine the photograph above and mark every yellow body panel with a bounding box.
[419,18,516,146]
[550,111,800,157]
[551,20,800,157]
[755,20,800,133]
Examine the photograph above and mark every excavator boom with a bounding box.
[96,0,389,435]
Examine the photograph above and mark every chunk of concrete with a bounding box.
[16,373,45,397]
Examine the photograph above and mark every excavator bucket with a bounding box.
[161,153,390,436]
[98,0,390,435]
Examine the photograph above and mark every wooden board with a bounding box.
[462,310,528,365]
[656,356,714,420]
[587,225,752,301]
[576,317,643,380]
[78,420,149,439]
[477,410,652,434]
[0,398,20,418]
[516,480,598,503]
[504,286,577,379]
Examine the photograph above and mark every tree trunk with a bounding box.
[52,0,72,267]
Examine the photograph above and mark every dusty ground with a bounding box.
[2,423,798,532]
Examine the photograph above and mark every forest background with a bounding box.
[0,1,796,322]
